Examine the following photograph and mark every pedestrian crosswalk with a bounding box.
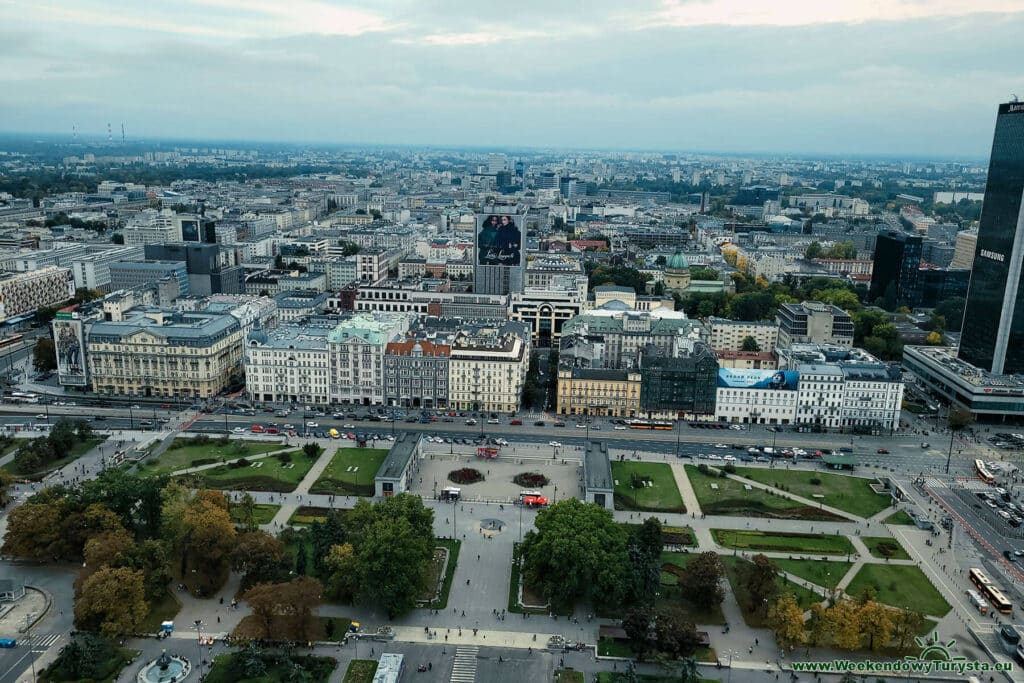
[449,645,478,683]
[30,632,61,652]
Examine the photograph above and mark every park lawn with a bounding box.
[229,503,280,526]
[684,465,843,522]
[205,652,336,683]
[309,447,388,496]
[722,556,822,627]
[183,447,320,492]
[862,536,911,560]
[620,523,697,547]
[885,510,916,525]
[421,539,461,610]
[713,529,856,556]
[40,640,137,683]
[611,461,685,512]
[658,551,726,624]
[844,564,951,616]
[772,558,853,590]
[343,660,378,683]
[556,671,586,683]
[3,436,107,478]
[289,506,334,526]
[142,438,284,476]
[138,590,182,634]
[733,467,891,519]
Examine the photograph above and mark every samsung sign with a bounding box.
[980,249,1005,263]
[717,369,799,390]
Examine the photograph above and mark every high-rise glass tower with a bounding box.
[958,102,1024,374]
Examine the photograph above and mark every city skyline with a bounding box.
[1,1,1022,156]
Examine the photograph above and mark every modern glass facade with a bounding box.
[960,102,1024,374]
[869,231,922,306]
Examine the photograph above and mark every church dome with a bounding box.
[667,251,690,270]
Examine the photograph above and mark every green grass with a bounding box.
[40,639,137,683]
[309,447,388,496]
[862,536,911,560]
[556,671,586,683]
[611,461,685,512]
[342,660,378,683]
[205,652,336,683]
[423,539,461,609]
[885,510,916,525]
[138,590,182,634]
[229,503,280,526]
[722,556,823,627]
[4,436,107,478]
[620,523,697,547]
[844,564,951,616]
[142,437,284,476]
[733,467,891,518]
[772,558,853,589]
[507,543,571,616]
[713,529,856,556]
[685,465,843,521]
[288,506,333,527]
[179,447,320,492]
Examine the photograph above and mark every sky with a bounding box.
[1,0,1023,157]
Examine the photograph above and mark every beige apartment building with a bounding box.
[0,266,75,323]
[708,317,778,352]
[449,331,529,413]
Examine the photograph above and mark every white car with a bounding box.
[283,423,294,429]
[723,455,737,462]
[35,414,47,419]
[306,421,319,428]
[575,424,587,429]
[708,453,723,460]
[714,443,727,449]
[729,424,744,431]
[487,418,500,424]
[343,423,355,429]
[549,441,562,447]
[793,448,807,456]
[614,425,628,430]
[232,427,245,434]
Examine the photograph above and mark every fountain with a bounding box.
[137,649,192,683]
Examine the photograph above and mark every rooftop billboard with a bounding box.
[717,369,799,390]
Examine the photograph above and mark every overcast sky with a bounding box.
[1,0,1022,157]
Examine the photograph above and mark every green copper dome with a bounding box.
[667,251,690,269]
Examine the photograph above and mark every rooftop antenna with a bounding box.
[72,124,77,141]
[121,123,125,143]
[107,122,112,142]
[1012,94,1019,103]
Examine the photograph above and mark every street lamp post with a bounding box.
[194,620,204,678]
[675,416,682,458]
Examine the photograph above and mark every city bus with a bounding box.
[969,567,1014,614]
[0,333,24,350]
[966,589,988,615]
[627,419,673,430]
[8,392,39,404]
[976,459,996,485]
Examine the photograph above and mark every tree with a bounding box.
[826,600,863,650]
[83,527,135,574]
[727,292,776,321]
[233,531,288,587]
[32,338,58,372]
[948,406,973,432]
[302,443,320,459]
[935,296,966,332]
[925,331,943,345]
[804,241,823,259]
[1,501,66,559]
[244,576,324,641]
[807,603,831,647]
[653,605,701,658]
[893,610,923,649]
[73,287,102,304]
[767,594,805,648]
[179,490,237,592]
[0,469,13,506]
[232,492,259,531]
[115,539,171,603]
[74,567,148,637]
[322,543,358,602]
[858,600,895,651]
[679,552,725,610]
[741,554,779,614]
[740,336,760,352]
[622,607,655,660]
[338,241,360,256]
[110,233,125,244]
[521,499,634,611]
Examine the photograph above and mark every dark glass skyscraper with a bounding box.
[959,102,1024,374]
[869,230,922,307]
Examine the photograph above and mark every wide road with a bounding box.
[0,401,972,474]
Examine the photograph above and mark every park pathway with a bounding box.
[719,469,862,522]
[669,462,702,516]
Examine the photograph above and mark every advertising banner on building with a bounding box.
[476,213,523,267]
[54,318,87,386]
[717,368,799,390]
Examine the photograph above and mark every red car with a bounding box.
[510,419,523,425]
[250,425,264,433]
[877,448,889,454]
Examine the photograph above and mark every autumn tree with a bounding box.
[32,338,58,372]
[807,603,831,647]
[322,543,358,602]
[859,600,895,651]
[767,594,805,648]
[2,501,66,560]
[115,539,172,603]
[0,469,13,506]
[827,600,863,650]
[243,576,323,641]
[679,552,725,610]
[233,531,288,589]
[741,554,779,614]
[74,567,148,637]
[893,609,924,650]
[179,489,237,592]
[232,492,259,531]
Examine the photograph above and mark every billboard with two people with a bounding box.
[717,368,799,390]
[476,213,522,267]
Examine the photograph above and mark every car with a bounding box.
[696,453,707,459]
[306,421,319,428]
[510,419,523,425]
[723,454,737,462]
[283,423,295,429]
[251,425,264,433]
[232,427,245,434]
[465,418,478,425]
[276,411,289,418]
[921,442,930,449]
[874,447,889,454]
[729,425,744,431]
[756,456,770,463]
[34,413,47,419]
[591,424,601,430]
[553,421,566,427]
[265,427,280,435]
[614,425,628,430]
[714,443,727,449]
[549,441,561,447]
[131,405,141,410]
[534,420,546,426]
[487,418,500,424]
[576,423,587,429]
[708,453,723,460]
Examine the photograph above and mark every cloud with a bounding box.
[645,0,1024,28]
